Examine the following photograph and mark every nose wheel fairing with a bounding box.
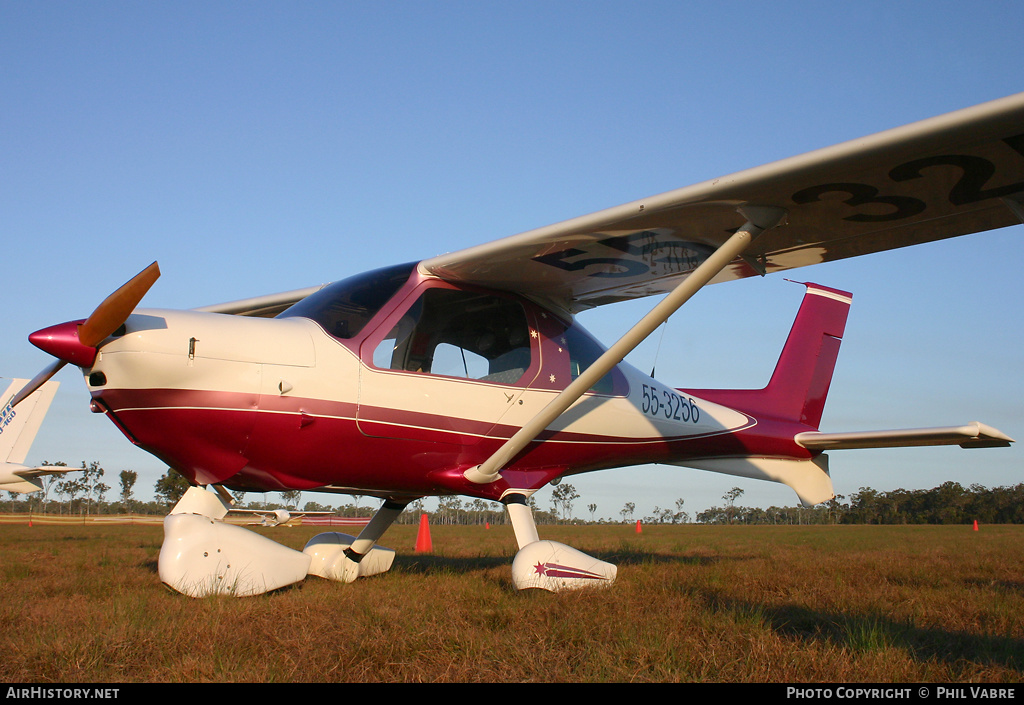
[159,487,400,597]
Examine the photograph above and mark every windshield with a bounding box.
[277,262,415,339]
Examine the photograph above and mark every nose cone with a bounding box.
[29,319,98,367]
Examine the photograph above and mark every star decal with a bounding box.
[533,562,548,576]
[530,329,539,339]
[549,374,556,383]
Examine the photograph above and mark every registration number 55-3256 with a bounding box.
[640,384,700,423]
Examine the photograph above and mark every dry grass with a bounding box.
[0,522,1021,682]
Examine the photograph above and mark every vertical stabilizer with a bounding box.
[761,283,851,427]
[683,283,852,428]
[1,378,60,464]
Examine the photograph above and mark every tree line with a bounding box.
[695,482,1024,525]
[5,463,1023,526]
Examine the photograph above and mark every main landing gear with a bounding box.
[158,486,615,597]
[503,493,617,590]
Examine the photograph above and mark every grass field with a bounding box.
[0,522,1021,683]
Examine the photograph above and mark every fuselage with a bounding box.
[83,264,812,503]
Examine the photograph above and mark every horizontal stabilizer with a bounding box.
[0,463,75,494]
[671,455,834,507]
[795,422,1014,450]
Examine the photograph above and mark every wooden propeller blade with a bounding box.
[9,359,67,408]
[78,261,160,347]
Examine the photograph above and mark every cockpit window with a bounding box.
[372,287,533,384]
[277,262,415,339]
[564,321,628,396]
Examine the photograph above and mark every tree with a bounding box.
[80,461,109,514]
[39,473,62,513]
[821,494,844,524]
[723,487,744,524]
[37,461,67,513]
[437,495,463,525]
[849,487,880,524]
[588,503,597,522]
[119,470,138,513]
[56,473,86,514]
[620,501,635,523]
[647,506,674,524]
[674,498,690,524]
[551,483,579,522]
[696,506,728,524]
[154,468,192,507]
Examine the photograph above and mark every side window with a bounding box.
[372,288,533,384]
[564,322,628,396]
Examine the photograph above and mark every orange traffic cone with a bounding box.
[485,522,490,529]
[635,519,642,534]
[973,519,979,531]
[415,513,433,552]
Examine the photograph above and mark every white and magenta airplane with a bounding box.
[11,93,1023,596]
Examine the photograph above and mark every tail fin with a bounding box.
[2,378,59,464]
[1,378,64,493]
[760,282,852,427]
[684,282,852,427]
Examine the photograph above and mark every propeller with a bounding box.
[11,261,160,408]
[78,261,161,347]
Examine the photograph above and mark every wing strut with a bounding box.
[464,205,787,485]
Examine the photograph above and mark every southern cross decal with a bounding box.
[533,562,610,581]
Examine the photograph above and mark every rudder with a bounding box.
[763,282,851,427]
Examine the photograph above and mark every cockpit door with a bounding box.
[356,282,542,445]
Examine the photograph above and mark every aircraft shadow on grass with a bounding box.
[390,549,734,575]
[140,547,1023,671]
[690,588,1024,673]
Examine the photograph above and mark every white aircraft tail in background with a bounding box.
[0,377,71,493]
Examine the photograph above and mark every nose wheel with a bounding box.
[158,487,404,597]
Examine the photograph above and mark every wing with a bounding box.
[194,284,326,318]
[421,92,1024,312]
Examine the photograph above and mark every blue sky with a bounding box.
[2,2,1021,519]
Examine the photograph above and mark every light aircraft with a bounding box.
[12,93,1023,596]
[228,507,337,527]
[1,378,75,494]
